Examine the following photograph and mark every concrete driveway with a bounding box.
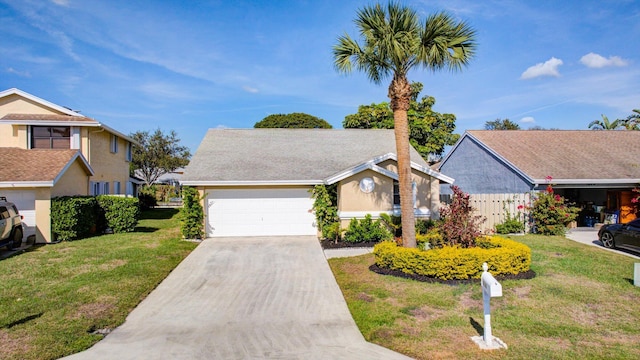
[64,236,411,360]
[566,228,640,259]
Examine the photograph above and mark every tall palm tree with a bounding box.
[588,114,623,130]
[333,2,477,247]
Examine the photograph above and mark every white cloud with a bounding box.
[580,52,628,68]
[520,57,563,79]
[520,116,535,123]
[51,0,70,6]
[6,67,31,77]
[242,86,259,93]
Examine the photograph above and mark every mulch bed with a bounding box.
[370,264,536,285]
[320,239,379,249]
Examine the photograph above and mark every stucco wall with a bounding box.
[439,136,532,194]
[35,188,52,244]
[51,160,90,197]
[337,166,437,226]
[89,130,130,194]
[0,95,65,117]
[0,124,27,148]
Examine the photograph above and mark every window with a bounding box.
[126,142,132,161]
[114,181,121,194]
[110,135,118,153]
[126,181,134,196]
[393,180,400,206]
[31,126,70,149]
[103,182,110,195]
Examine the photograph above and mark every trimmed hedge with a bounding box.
[52,195,140,241]
[374,236,531,280]
[51,197,98,241]
[96,195,140,233]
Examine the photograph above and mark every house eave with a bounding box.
[533,178,640,187]
[180,180,322,187]
[0,181,54,188]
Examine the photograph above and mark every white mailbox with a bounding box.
[471,262,507,350]
[481,265,502,298]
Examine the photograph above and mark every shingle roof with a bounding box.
[182,129,432,183]
[0,148,92,183]
[466,130,640,181]
[1,113,98,123]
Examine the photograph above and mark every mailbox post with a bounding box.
[471,263,508,350]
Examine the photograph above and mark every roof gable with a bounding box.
[0,88,138,145]
[182,129,450,185]
[0,88,81,117]
[0,148,94,186]
[460,130,640,183]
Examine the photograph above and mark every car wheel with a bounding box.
[600,231,615,249]
[8,228,22,250]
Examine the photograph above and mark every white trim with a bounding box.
[71,127,80,149]
[180,180,322,186]
[325,152,454,185]
[0,88,83,117]
[533,178,640,185]
[339,207,431,220]
[0,181,53,187]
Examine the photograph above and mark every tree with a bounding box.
[588,114,623,130]
[343,82,460,161]
[333,2,477,248]
[254,113,332,128]
[131,129,191,186]
[622,109,640,130]
[484,118,521,130]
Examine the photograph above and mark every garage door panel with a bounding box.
[207,188,316,237]
[0,189,36,239]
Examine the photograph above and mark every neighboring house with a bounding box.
[0,88,137,243]
[134,167,184,186]
[0,148,94,243]
[439,130,640,225]
[181,129,453,237]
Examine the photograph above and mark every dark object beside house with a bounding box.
[598,218,640,252]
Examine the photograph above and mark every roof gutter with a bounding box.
[180,180,323,186]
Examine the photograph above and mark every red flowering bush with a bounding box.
[529,184,580,236]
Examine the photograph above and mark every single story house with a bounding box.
[0,148,94,242]
[181,129,453,237]
[438,130,640,225]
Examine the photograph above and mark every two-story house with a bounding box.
[0,88,138,243]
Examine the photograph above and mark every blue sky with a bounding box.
[1,0,639,152]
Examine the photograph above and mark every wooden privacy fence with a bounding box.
[467,193,532,233]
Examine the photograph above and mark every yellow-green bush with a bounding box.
[374,236,531,280]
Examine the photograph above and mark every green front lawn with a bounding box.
[0,209,198,360]
[329,235,640,360]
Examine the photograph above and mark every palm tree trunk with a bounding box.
[389,75,416,248]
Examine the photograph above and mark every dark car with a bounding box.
[598,218,640,252]
[0,199,24,250]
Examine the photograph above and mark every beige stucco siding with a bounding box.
[338,169,394,213]
[35,188,52,244]
[88,130,130,194]
[51,160,90,197]
[0,95,65,117]
[0,124,27,148]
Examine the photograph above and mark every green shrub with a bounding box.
[51,197,98,241]
[96,196,140,233]
[416,228,444,250]
[415,218,437,235]
[380,214,437,237]
[310,184,339,239]
[495,218,525,234]
[374,236,531,280]
[180,186,204,239]
[324,221,343,243]
[530,184,580,236]
[343,214,392,243]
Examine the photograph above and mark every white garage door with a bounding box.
[0,189,36,239]
[207,188,316,237]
